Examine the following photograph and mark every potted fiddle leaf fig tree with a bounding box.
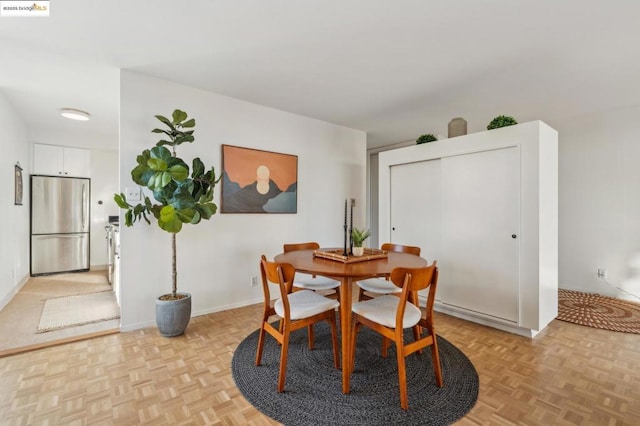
[114,109,221,337]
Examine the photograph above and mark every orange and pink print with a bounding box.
[221,145,298,213]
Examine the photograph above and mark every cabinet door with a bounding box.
[63,147,91,177]
[33,144,64,176]
[390,159,441,263]
[440,146,520,322]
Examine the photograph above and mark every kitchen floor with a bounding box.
[0,270,119,356]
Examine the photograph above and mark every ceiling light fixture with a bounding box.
[60,108,91,121]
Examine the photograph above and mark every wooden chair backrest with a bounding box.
[390,262,439,321]
[381,243,421,256]
[283,242,320,253]
[389,262,437,293]
[260,255,296,315]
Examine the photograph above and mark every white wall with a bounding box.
[89,149,119,268]
[0,91,30,309]
[119,71,367,331]
[557,105,640,301]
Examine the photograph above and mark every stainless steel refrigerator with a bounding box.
[31,175,90,276]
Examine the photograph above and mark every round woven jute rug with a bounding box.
[232,322,478,426]
[557,289,640,333]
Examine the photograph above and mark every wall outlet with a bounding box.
[597,268,607,279]
[125,186,141,202]
[251,276,258,287]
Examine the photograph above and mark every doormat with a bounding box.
[557,289,640,333]
[37,291,120,333]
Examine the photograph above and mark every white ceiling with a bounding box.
[1,0,639,151]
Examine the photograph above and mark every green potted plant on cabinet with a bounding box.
[487,115,518,130]
[351,227,371,256]
[416,134,438,144]
[114,109,221,337]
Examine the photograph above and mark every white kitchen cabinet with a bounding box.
[378,121,558,337]
[33,144,91,177]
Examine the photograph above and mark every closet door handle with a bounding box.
[512,234,517,239]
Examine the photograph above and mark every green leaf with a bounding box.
[168,164,188,181]
[192,158,204,178]
[197,202,217,220]
[146,173,157,190]
[154,115,174,130]
[125,209,133,226]
[114,193,129,209]
[199,187,213,204]
[189,210,201,224]
[174,134,195,145]
[175,208,196,223]
[153,181,176,204]
[159,205,182,233]
[147,158,167,172]
[172,109,188,124]
[140,169,156,187]
[170,183,196,209]
[131,164,151,185]
[181,118,195,128]
[136,150,151,166]
[150,146,172,162]
[141,211,151,225]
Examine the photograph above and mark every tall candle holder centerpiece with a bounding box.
[343,199,348,256]
[343,198,355,256]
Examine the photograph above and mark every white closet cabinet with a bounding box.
[33,144,91,177]
[390,159,442,263]
[440,147,520,323]
[378,121,558,337]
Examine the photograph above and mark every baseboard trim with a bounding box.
[434,302,540,338]
[119,297,264,332]
[0,274,30,312]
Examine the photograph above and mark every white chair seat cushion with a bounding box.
[293,273,340,291]
[275,290,340,320]
[357,277,401,294]
[352,295,422,328]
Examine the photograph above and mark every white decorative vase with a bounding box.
[352,247,364,257]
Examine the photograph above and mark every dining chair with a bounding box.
[283,242,341,300]
[255,255,341,392]
[351,262,443,410]
[356,243,421,301]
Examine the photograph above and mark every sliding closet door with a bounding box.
[389,159,441,264]
[440,147,520,322]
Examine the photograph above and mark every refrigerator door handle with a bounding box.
[82,182,88,231]
[37,234,85,239]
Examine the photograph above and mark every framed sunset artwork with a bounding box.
[221,145,298,213]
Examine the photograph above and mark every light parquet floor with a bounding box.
[0,300,639,425]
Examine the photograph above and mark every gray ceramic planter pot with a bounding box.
[155,292,192,337]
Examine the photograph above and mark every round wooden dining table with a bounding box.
[274,248,428,394]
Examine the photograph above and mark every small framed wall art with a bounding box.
[221,145,298,213]
[14,163,23,205]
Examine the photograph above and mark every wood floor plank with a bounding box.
[0,300,639,425]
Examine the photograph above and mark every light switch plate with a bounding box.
[125,186,141,202]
